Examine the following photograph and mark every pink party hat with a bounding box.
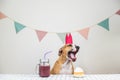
[65,33,73,44]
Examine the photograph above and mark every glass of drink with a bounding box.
[39,59,50,77]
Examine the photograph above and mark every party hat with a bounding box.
[65,33,73,44]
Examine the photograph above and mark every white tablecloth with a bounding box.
[0,74,120,80]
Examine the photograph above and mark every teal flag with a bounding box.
[98,18,109,31]
[57,33,66,43]
[14,21,26,33]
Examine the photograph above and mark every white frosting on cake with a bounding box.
[74,67,84,72]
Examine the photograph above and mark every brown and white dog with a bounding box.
[51,44,80,74]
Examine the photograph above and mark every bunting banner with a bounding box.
[78,27,90,40]
[0,9,120,42]
[98,18,109,31]
[56,33,66,43]
[0,12,6,19]
[116,9,120,15]
[36,30,47,42]
[14,21,26,33]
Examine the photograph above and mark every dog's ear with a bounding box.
[58,48,62,56]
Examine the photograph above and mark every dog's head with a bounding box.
[58,44,80,62]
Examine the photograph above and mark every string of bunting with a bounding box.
[0,9,120,43]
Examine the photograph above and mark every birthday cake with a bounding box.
[73,67,84,77]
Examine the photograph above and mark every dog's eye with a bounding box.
[68,44,72,47]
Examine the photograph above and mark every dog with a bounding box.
[51,44,80,74]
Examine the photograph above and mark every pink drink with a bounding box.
[39,65,50,77]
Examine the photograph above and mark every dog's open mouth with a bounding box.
[68,51,77,62]
[68,45,80,62]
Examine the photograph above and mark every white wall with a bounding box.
[0,0,120,74]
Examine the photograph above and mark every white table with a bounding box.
[0,74,120,80]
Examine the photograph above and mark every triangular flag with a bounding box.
[116,9,120,15]
[78,27,90,40]
[0,12,7,19]
[36,30,47,42]
[98,18,109,31]
[57,33,66,43]
[14,21,26,33]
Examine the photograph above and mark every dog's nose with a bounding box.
[75,45,80,49]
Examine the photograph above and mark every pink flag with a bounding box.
[116,9,120,15]
[0,12,6,19]
[78,27,90,40]
[36,30,47,42]
[65,33,73,44]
